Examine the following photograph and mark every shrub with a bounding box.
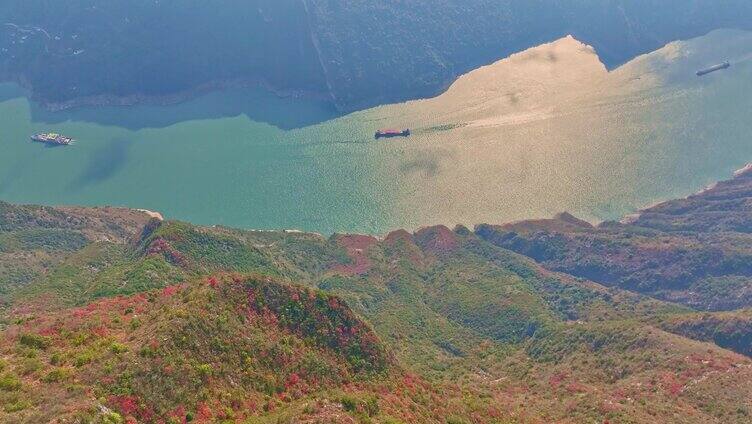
[50,352,63,365]
[110,342,129,354]
[19,357,43,375]
[363,396,379,417]
[74,351,95,367]
[3,400,30,413]
[341,395,358,412]
[339,395,379,417]
[0,374,21,391]
[101,412,125,424]
[43,367,74,383]
[19,333,52,350]
[71,332,88,347]
[196,363,213,378]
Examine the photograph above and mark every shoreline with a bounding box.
[3,162,749,238]
[3,75,336,113]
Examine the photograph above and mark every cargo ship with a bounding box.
[696,61,730,77]
[375,129,410,140]
[30,132,74,146]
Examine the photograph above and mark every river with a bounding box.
[1,30,751,235]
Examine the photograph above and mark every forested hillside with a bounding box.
[477,165,752,311]
[2,166,752,422]
[2,0,751,111]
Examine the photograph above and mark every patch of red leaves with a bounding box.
[332,234,378,275]
[146,237,187,266]
[548,372,568,389]
[660,372,684,396]
[383,229,424,265]
[414,225,458,254]
[109,395,139,416]
[161,284,182,297]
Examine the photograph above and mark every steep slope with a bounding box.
[476,165,752,311]
[305,0,752,110]
[0,0,328,108]
[630,164,752,233]
[658,309,752,357]
[0,202,155,312]
[2,1,752,111]
[0,274,392,422]
[7,217,752,422]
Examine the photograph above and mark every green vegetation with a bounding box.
[18,333,51,350]
[2,168,752,421]
[476,171,752,311]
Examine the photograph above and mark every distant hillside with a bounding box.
[3,168,752,422]
[476,165,752,311]
[1,0,752,111]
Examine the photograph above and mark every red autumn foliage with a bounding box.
[146,238,187,266]
[195,402,213,421]
[286,372,300,388]
[565,381,587,393]
[168,405,188,424]
[39,326,60,337]
[328,297,339,309]
[331,234,378,275]
[414,225,458,254]
[549,372,568,389]
[661,373,684,396]
[109,395,139,416]
[92,326,109,338]
[162,285,181,297]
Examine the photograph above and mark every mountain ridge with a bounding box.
[2,167,752,422]
[2,0,752,112]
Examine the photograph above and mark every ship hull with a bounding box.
[375,129,410,139]
[696,62,730,76]
[30,134,74,146]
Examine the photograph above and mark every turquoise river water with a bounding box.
[1,30,752,235]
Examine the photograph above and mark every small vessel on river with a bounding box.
[696,61,730,77]
[30,133,74,146]
[375,129,411,139]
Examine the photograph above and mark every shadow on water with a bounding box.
[0,83,27,103]
[0,157,28,195]
[28,86,343,131]
[42,143,68,149]
[399,157,440,177]
[0,141,70,194]
[68,137,131,191]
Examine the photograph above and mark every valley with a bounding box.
[3,2,752,423]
